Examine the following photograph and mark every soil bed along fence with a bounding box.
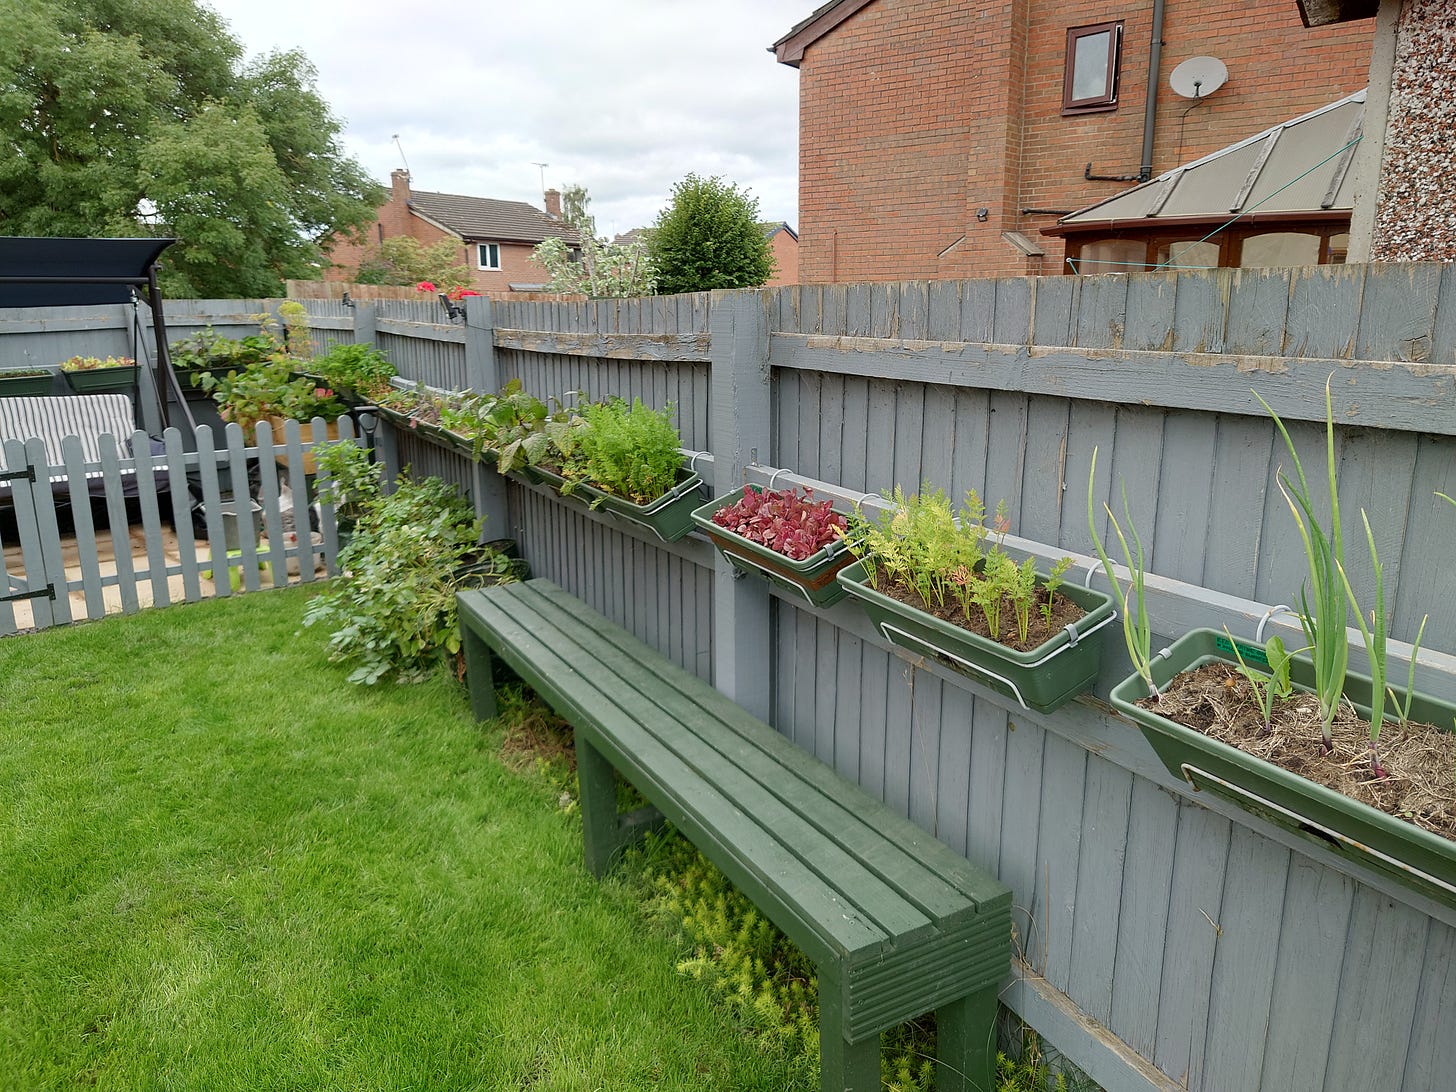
[5,265,1455,1090]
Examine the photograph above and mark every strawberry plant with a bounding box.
[710,485,847,561]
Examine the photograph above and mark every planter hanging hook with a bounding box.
[685,449,711,476]
[1255,604,1295,643]
[768,466,793,490]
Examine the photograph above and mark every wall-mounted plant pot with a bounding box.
[1110,627,1456,908]
[532,464,703,543]
[0,370,56,396]
[836,558,1117,713]
[690,488,855,608]
[64,366,137,394]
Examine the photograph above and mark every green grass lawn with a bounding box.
[0,587,812,1091]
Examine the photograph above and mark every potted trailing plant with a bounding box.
[534,397,703,542]
[691,483,854,607]
[0,367,56,396]
[1102,385,1456,906]
[835,485,1116,713]
[59,355,137,394]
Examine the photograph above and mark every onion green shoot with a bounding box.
[1087,447,1156,698]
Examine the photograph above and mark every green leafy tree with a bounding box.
[648,174,774,295]
[534,184,656,298]
[0,0,383,297]
[354,237,473,290]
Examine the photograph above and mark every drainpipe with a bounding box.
[1140,0,1167,182]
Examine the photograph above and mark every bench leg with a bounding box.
[461,623,498,722]
[819,972,880,1092]
[577,736,620,878]
[935,984,1000,1092]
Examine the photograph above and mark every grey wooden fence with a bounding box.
[368,265,1456,1092]
[5,269,1455,1090]
[0,416,351,636]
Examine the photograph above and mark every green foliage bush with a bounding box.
[303,441,510,685]
[649,173,775,294]
[307,342,396,400]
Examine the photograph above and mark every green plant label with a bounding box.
[1215,633,1270,667]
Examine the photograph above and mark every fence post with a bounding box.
[709,289,773,719]
[464,295,511,536]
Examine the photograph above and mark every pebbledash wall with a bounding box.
[355,265,1455,1091]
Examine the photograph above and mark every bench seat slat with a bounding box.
[531,580,1008,910]
[462,593,893,961]
[518,581,990,929]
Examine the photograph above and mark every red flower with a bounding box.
[415,281,437,293]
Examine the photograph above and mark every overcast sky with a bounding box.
[203,0,804,239]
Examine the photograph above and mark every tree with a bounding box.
[648,174,774,295]
[533,184,656,298]
[0,0,383,297]
[355,237,473,291]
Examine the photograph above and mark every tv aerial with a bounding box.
[1170,56,1228,100]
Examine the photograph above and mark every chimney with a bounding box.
[544,188,561,218]
[391,168,411,203]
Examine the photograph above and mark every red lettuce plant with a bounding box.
[712,486,846,561]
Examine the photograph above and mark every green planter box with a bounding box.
[533,464,703,543]
[1110,627,1456,908]
[63,365,137,394]
[836,558,1117,713]
[0,370,56,396]
[690,487,855,608]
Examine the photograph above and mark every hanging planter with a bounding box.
[836,558,1116,713]
[0,368,56,396]
[691,485,856,608]
[533,463,704,543]
[61,356,138,394]
[1110,628,1456,907]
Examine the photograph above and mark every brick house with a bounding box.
[762,222,801,285]
[323,170,579,298]
[772,0,1373,281]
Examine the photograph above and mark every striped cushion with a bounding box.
[0,394,137,479]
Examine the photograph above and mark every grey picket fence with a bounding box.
[0,416,353,635]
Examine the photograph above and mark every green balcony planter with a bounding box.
[533,463,703,543]
[836,558,1117,713]
[690,488,855,608]
[63,364,137,394]
[1110,627,1456,908]
[0,369,56,396]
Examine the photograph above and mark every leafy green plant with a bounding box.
[845,485,988,612]
[200,356,345,438]
[1225,630,1294,736]
[307,342,395,400]
[1087,447,1157,698]
[1254,379,1348,751]
[302,461,509,684]
[0,367,52,379]
[562,397,683,505]
[168,326,277,384]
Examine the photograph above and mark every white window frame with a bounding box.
[477,243,501,270]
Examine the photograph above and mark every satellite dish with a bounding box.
[1170,56,1228,99]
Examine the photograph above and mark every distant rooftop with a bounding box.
[408,191,579,246]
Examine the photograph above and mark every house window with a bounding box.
[1063,22,1122,114]
[477,243,501,270]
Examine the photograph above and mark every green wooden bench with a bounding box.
[460,579,1012,1092]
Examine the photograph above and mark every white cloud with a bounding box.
[204,0,802,237]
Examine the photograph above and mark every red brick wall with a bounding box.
[320,171,558,300]
[793,0,1373,282]
[766,229,801,285]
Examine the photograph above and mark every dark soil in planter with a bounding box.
[1144,663,1456,840]
[875,575,1087,652]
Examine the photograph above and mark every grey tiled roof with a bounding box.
[408,191,580,245]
